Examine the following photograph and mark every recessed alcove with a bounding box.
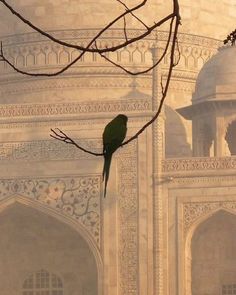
[191,210,236,295]
[0,203,98,295]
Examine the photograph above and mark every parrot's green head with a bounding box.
[117,114,128,124]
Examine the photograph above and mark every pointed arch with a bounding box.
[0,194,103,295]
[185,208,236,295]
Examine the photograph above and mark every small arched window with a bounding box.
[222,284,236,294]
[22,269,63,295]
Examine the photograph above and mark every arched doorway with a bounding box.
[0,202,99,295]
[191,210,236,295]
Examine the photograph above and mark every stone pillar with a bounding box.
[151,41,165,295]
[185,251,192,295]
[214,116,225,157]
[192,118,201,157]
[192,115,214,157]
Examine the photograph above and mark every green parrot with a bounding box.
[102,114,128,198]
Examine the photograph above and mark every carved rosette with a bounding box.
[183,201,236,235]
[0,176,101,245]
[117,141,138,295]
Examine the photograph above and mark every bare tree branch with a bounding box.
[224,28,236,46]
[121,0,181,147]
[160,75,165,95]
[0,7,174,77]
[97,16,174,76]
[0,0,148,53]
[0,0,173,55]
[0,15,175,79]
[50,0,181,154]
[0,0,181,155]
[0,41,87,77]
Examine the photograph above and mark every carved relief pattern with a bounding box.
[1,30,219,73]
[117,141,138,295]
[0,139,102,161]
[0,138,140,291]
[0,131,149,162]
[183,201,236,235]
[0,30,153,80]
[0,77,152,97]
[0,176,101,244]
[0,99,151,119]
[0,30,219,96]
[163,156,236,173]
[154,118,165,295]
[1,30,221,49]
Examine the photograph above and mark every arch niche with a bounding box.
[186,210,236,295]
[0,196,102,295]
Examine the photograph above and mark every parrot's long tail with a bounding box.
[102,152,112,198]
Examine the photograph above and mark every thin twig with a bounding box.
[50,128,103,156]
[123,16,128,42]
[116,0,149,30]
[173,37,181,67]
[160,75,165,95]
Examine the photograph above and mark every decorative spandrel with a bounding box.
[0,176,101,245]
[183,201,236,236]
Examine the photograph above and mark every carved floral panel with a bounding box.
[0,176,101,245]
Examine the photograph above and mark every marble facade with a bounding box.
[0,1,236,295]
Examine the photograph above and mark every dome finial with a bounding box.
[223,28,236,46]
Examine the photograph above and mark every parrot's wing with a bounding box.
[103,120,127,152]
[103,117,127,143]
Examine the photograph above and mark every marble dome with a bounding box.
[0,1,235,38]
[193,46,236,103]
